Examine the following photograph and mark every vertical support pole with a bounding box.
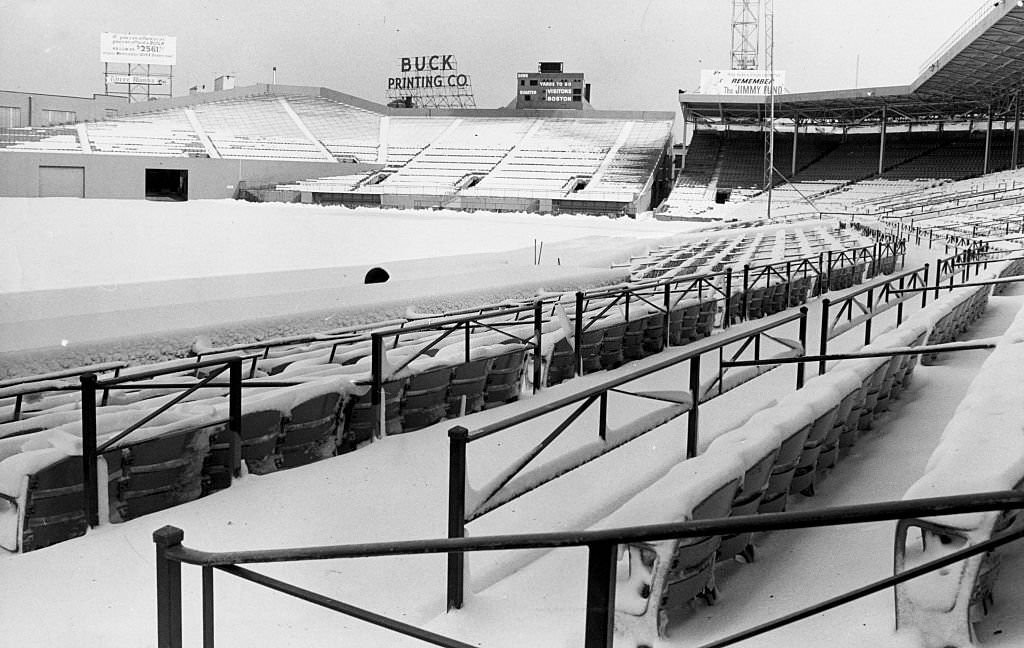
[154,526,184,648]
[575,291,585,376]
[864,288,874,345]
[723,268,733,329]
[818,298,831,376]
[686,354,701,459]
[533,301,543,393]
[13,394,23,421]
[371,334,384,440]
[663,283,672,348]
[897,276,906,326]
[583,541,617,648]
[81,373,99,528]
[934,261,942,300]
[785,260,793,306]
[447,426,469,611]
[921,264,930,308]
[797,306,808,389]
[742,264,750,321]
[984,105,993,176]
[202,566,215,648]
[598,391,608,441]
[1014,90,1021,171]
[826,251,833,293]
[228,358,242,477]
[792,117,799,178]
[878,103,887,176]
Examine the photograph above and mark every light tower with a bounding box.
[731,0,760,70]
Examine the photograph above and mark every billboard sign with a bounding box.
[100,33,177,65]
[699,70,786,95]
[104,74,167,85]
[386,54,476,108]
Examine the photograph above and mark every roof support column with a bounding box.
[984,104,993,175]
[1013,91,1020,170]
[878,104,887,177]
[791,118,799,178]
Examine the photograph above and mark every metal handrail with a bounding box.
[153,492,1024,648]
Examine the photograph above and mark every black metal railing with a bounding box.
[445,308,808,610]
[153,491,1024,648]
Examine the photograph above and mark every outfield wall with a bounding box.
[0,152,376,199]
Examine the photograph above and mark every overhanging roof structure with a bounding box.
[682,2,1024,125]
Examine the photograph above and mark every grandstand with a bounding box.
[670,1,1024,219]
[0,85,674,215]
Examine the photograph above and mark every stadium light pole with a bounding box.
[765,0,775,220]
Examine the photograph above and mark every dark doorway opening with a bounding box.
[364,267,390,284]
[146,169,188,201]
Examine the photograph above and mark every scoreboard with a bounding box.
[515,62,587,110]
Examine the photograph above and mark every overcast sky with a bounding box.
[1,0,979,112]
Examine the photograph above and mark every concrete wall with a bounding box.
[0,91,128,126]
[0,151,377,199]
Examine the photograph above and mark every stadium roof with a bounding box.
[682,1,1024,125]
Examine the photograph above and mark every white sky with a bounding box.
[1,0,980,112]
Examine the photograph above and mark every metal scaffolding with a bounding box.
[731,0,760,70]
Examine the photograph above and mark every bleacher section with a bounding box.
[89,110,208,157]
[0,127,82,154]
[668,128,1024,217]
[285,94,382,163]
[0,87,672,215]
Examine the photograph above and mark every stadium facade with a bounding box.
[0,84,675,216]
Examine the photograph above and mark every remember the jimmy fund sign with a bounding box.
[386,54,475,108]
[100,32,177,65]
[699,70,787,96]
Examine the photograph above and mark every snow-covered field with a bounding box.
[0,199,705,374]
[1,198,1022,648]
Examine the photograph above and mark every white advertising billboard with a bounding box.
[100,33,177,65]
[699,70,787,95]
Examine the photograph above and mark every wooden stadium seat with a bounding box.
[279,390,343,468]
[546,337,576,386]
[401,365,453,430]
[105,425,209,522]
[0,449,87,553]
[445,358,490,418]
[598,320,627,369]
[484,344,526,408]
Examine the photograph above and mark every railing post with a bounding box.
[897,276,905,326]
[447,426,469,611]
[202,566,215,648]
[742,264,750,321]
[575,291,585,376]
[864,287,874,345]
[228,358,242,478]
[663,282,672,348]
[826,250,833,292]
[724,267,733,329]
[598,391,608,441]
[154,525,185,648]
[797,306,808,389]
[583,541,617,648]
[371,334,384,440]
[921,263,930,308]
[687,354,701,459]
[818,298,831,376]
[80,373,99,528]
[785,260,793,306]
[533,301,543,393]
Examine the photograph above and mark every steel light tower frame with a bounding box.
[731,0,760,71]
